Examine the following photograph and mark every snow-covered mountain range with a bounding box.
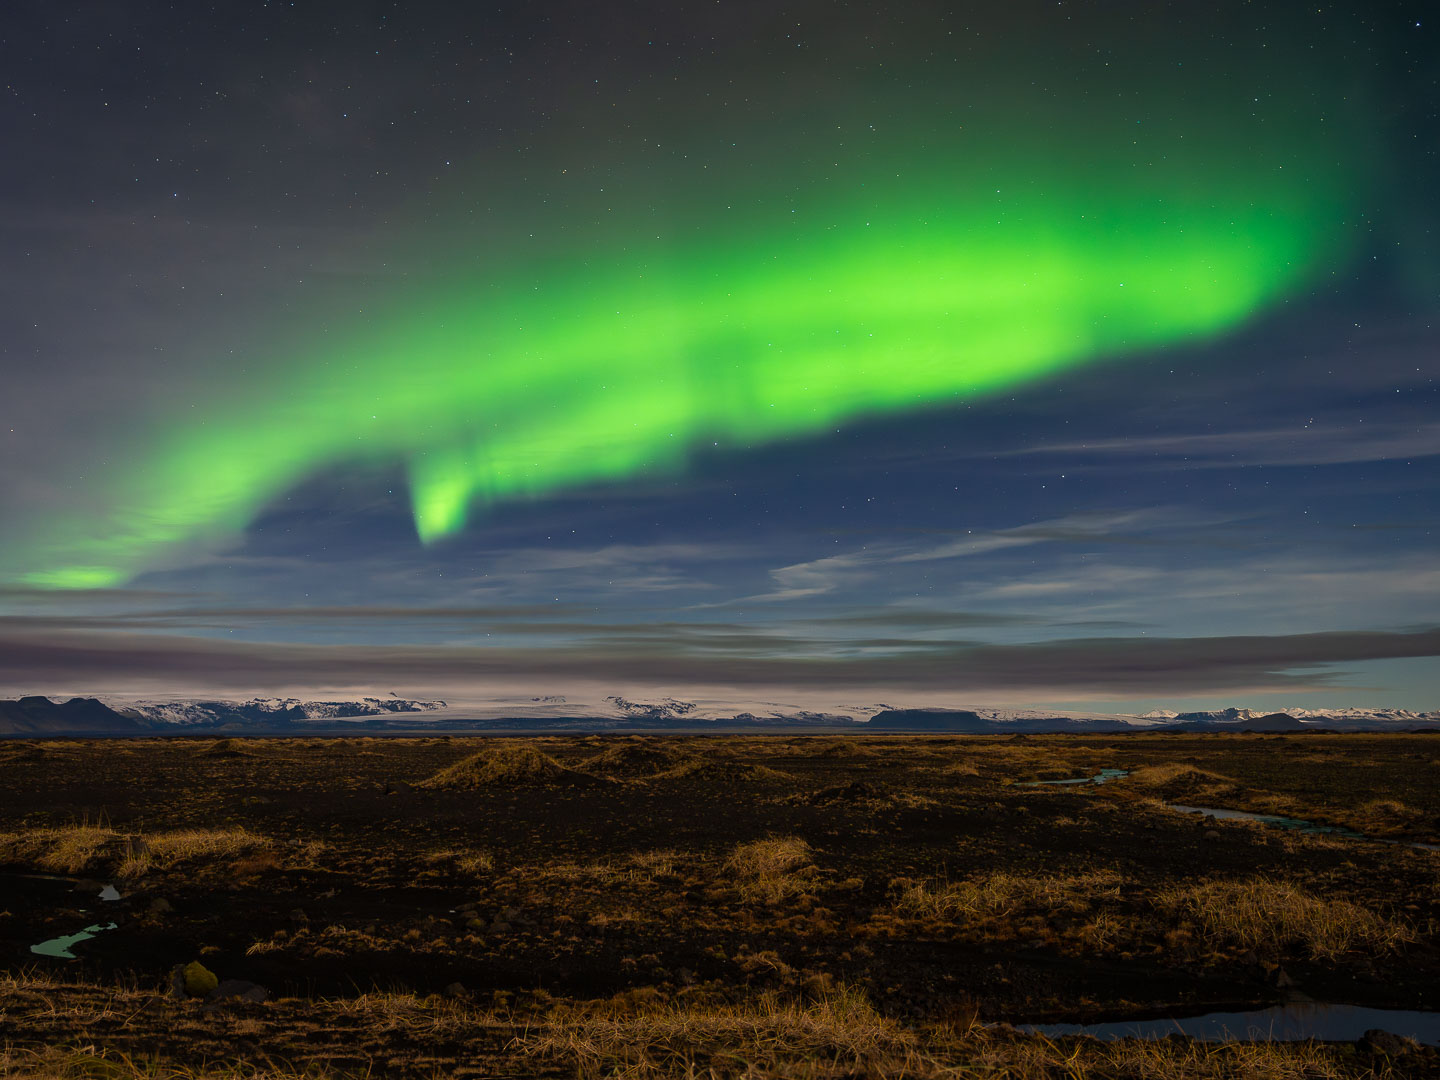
[108,697,447,727]
[2,693,1436,735]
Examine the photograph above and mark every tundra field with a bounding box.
[0,733,1437,1078]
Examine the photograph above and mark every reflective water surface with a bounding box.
[1021,1002,1440,1045]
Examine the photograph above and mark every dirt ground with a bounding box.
[1,732,1437,1077]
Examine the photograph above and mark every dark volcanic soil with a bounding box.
[1,732,1438,1077]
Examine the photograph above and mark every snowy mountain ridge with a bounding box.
[109,697,447,726]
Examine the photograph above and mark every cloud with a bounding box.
[994,421,1440,469]
[725,508,1226,605]
[2,625,1435,701]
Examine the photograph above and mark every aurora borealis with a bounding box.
[1,1,1436,710]
[18,153,1350,587]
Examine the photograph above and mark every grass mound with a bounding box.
[1122,763,1239,799]
[0,824,271,876]
[813,739,878,759]
[586,740,697,778]
[420,746,608,789]
[200,738,251,757]
[656,757,792,782]
[1156,878,1414,960]
[895,871,1125,921]
[724,837,817,903]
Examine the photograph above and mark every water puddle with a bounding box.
[1021,1002,1440,1045]
[31,921,118,959]
[1019,768,1130,787]
[1171,805,1439,852]
[1009,773,1438,853]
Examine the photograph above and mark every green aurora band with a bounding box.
[18,128,1358,589]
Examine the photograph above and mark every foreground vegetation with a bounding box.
[0,732,1437,1077]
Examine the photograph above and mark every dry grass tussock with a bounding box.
[974,1032,1397,1080]
[0,976,1404,1080]
[519,985,913,1078]
[419,745,608,788]
[423,848,496,874]
[724,837,817,903]
[0,1046,332,1079]
[0,823,270,877]
[954,744,1098,781]
[1121,763,1239,796]
[895,871,1124,920]
[521,991,1394,1080]
[1346,798,1429,838]
[1156,878,1415,961]
[811,739,878,759]
[585,741,698,778]
[531,849,683,887]
[0,823,117,874]
[655,757,791,782]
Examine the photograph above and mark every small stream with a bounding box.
[26,880,124,959]
[1019,769,1438,852]
[1017,767,1130,787]
[1021,1002,1440,1045]
[31,921,119,959]
[1170,804,1440,852]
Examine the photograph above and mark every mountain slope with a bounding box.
[0,696,144,735]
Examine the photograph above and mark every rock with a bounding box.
[170,965,188,998]
[465,917,487,931]
[1272,966,1296,989]
[288,908,309,923]
[1359,1029,1421,1056]
[1202,829,1223,841]
[149,897,173,914]
[206,979,268,1004]
[182,961,219,997]
[490,920,512,934]
[444,981,467,998]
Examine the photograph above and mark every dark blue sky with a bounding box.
[0,1,1435,712]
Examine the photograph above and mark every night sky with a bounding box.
[1,1,1436,713]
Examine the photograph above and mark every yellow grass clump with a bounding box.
[585,740,696,778]
[0,823,271,877]
[0,824,116,874]
[895,871,1125,921]
[520,984,908,1077]
[419,745,606,788]
[1155,878,1415,960]
[1121,763,1240,799]
[656,757,791,782]
[119,828,271,878]
[724,836,817,903]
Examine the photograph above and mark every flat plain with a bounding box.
[1,732,1437,1078]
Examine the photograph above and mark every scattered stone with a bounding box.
[182,961,219,997]
[1359,1029,1422,1056]
[806,781,878,806]
[206,979,268,1004]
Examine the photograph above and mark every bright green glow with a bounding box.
[22,566,128,590]
[14,136,1356,587]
